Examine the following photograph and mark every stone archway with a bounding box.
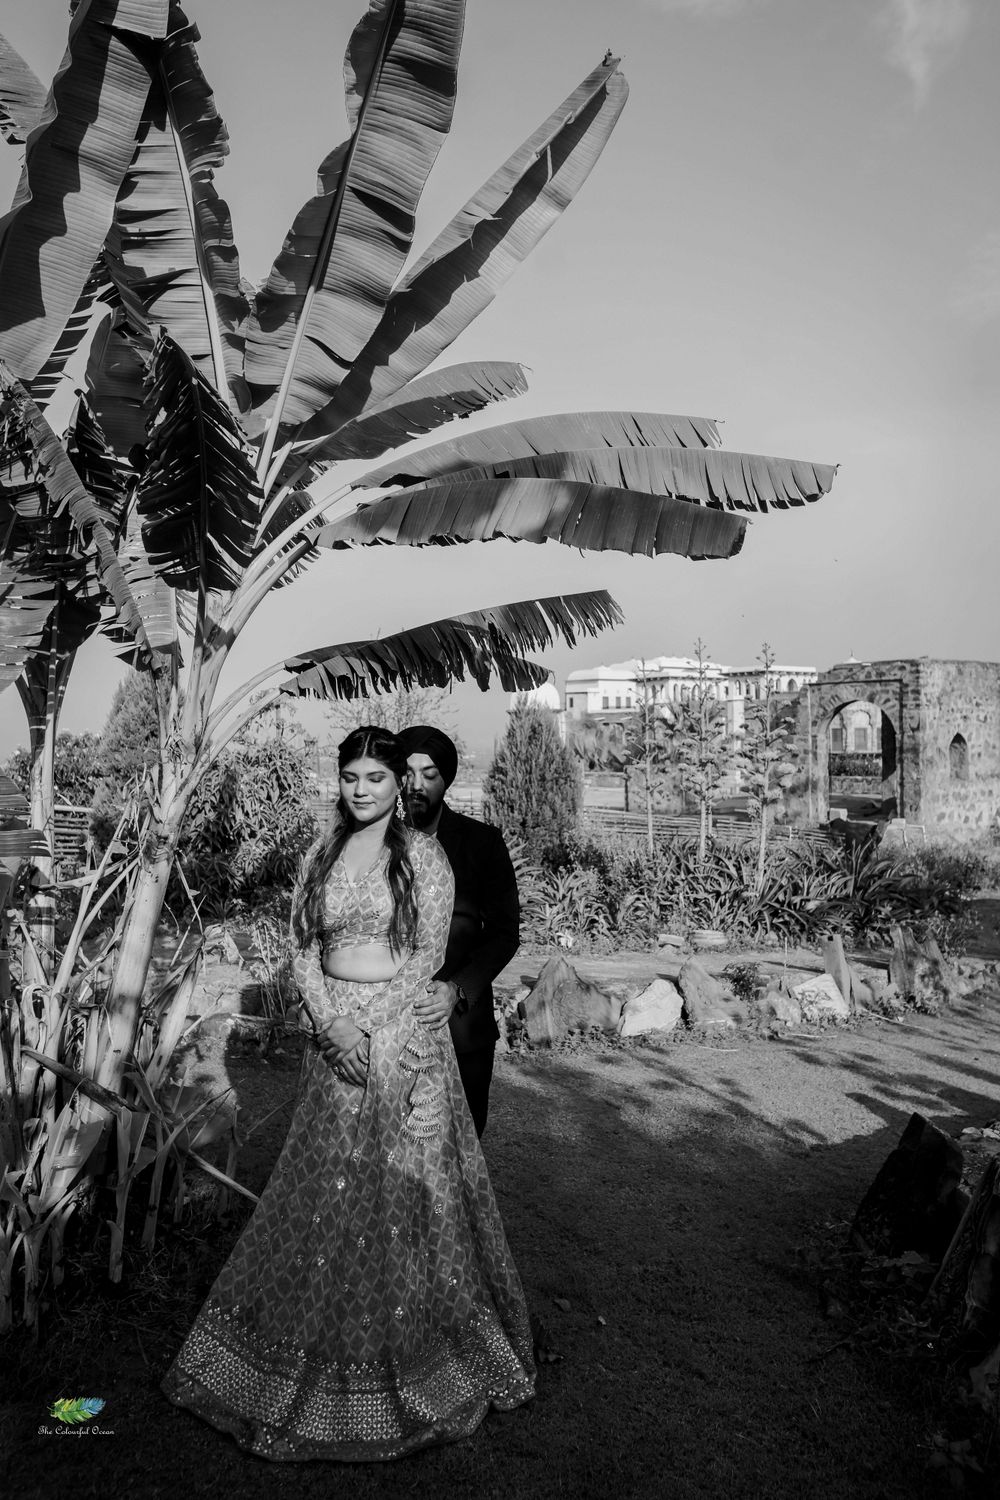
[823,700,898,815]
[804,670,912,822]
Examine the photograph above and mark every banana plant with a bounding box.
[0,0,836,1257]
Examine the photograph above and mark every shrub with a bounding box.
[517,831,975,954]
[903,839,1000,899]
[4,732,103,808]
[482,705,581,862]
[175,735,317,920]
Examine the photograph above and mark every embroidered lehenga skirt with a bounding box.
[161,977,536,1461]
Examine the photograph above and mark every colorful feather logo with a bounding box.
[49,1397,105,1424]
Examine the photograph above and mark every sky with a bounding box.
[1,0,997,764]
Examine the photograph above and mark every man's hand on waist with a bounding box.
[414,979,464,1030]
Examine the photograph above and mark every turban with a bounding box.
[397,725,459,789]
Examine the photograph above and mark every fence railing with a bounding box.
[580,807,832,848]
[54,806,91,861]
[309,797,833,850]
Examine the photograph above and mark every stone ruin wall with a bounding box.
[799,659,921,823]
[915,660,1000,838]
[795,658,1000,840]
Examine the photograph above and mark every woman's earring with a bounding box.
[396,791,405,821]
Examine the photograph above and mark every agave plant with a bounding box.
[0,0,837,1319]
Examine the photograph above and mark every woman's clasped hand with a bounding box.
[317,1014,370,1085]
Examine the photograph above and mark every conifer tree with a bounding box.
[90,672,160,848]
[482,703,580,860]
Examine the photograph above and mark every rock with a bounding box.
[619,978,683,1037]
[852,978,877,1012]
[758,991,802,1026]
[657,932,686,950]
[889,924,962,1013]
[203,923,243,966]
[851,1111,965,1260]
[678,959,745,1028]
[792,972,851,1022]
[520,956,621,1046]
[820,935,853,1009]
[880,980,905,1015]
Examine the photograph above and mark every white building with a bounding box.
[507,675,568,741]
[563,656,818,728]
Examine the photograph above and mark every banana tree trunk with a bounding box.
[96,788,186,1093]
[15,646,75,985]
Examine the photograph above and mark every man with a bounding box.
[397,725,519,1138]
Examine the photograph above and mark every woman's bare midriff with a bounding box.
[322,944,405,982]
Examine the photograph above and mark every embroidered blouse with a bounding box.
[291,831,455,1029]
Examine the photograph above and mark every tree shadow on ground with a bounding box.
[4,996,998,1500]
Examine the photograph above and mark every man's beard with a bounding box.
[405,794,435,829]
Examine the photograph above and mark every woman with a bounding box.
[162,726,536,1460]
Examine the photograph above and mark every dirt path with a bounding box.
[5,984,1000,1499]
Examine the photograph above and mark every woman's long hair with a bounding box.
[292,725,417,954]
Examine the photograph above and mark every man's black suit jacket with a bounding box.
[432,804,520,1055]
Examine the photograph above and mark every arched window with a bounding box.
[787,678,798,693]
[949,733,969,781]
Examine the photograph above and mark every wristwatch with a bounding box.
[453,983,469,1017]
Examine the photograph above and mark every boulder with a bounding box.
[519,956,621,1046]
[619,978,683,1037]
[678,959,745,1028]
[792,972,851,1022]
[820,935,853,1009]
[758,990,803,1027]
[851,1111,965,1260]
[852,978,876,1012]
[889,924,963,1013]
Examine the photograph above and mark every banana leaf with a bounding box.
[297,53,626,444]
[362,445,838,514]
[0,572,93,696]
[26,265,118,415]
[104,4,249,408]
[85,317,150,465]
[144,943,203,1091]
[0,34,47,146]
[315,475,747,559]
[1,398,113,688]
[0,772,28,818]
[134,334,260,590]
[280,589,622,701]
[0,0,170,379]
[0,361,150,655]
[281,360,530,481]
[353,410,722,490]
[246,0,466,434]
[0,826,49,862]
[113,507,181,655]
[65,396,129,541]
